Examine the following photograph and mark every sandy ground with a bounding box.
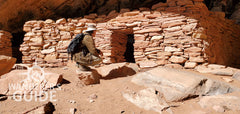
[1,64,240,114]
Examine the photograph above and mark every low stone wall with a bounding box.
[0,30,12,56]
[20,0,240,68]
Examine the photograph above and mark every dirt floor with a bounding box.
[1,63,240,114]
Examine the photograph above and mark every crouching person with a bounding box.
[73,25,102,71]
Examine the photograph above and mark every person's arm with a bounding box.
[82,35,98,56]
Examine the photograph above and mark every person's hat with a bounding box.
[86,25,96,32]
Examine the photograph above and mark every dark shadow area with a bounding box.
[7,10,35,32]
[124,34,135,63]
[44,102,56,114]
[110,29,133,63]
[0,94,8,101]
[92,66,137,80]
[48,78,70,90]
[204,0,240,18]
[60,78,71,85]
[181,95,199,101]
[11,32,25,63]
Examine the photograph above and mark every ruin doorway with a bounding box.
[110,29,135,63]
[124,34,135,63]
[11,32,24,63]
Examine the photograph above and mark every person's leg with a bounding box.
[76,62,80,68]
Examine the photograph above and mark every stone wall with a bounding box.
[0,30,12,56]
[0,0,161,33]
[20,0,240,68]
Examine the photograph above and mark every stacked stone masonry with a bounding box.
[0,30,12,57]
[20,0,240,68]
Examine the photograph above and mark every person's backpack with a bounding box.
[67,33,85,60]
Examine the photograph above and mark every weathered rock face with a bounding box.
[18,0,240,68]
[123,88,172,113]
[0,30,12,56]
[198,94,240,112]
[131,67,240,102]
[0,0,239,33]
[0,69,63,95]
[0,0,162,32]
[204,0,240,18]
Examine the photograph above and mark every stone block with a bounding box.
[134,34,146,41]
[184,61,197,69]
[44,53,58,63]
[132,67,239,102]
[151,35,163,41]
[77,71,100,85]
[57,41,71,50]
[157,51,172,57]
[29,37,43,46]
[0,55,16,76]
[184,47,202,53]
[164,30,183,38]
[189,56,205,63]
[162,21,186,28]
[169,56,187,64]
[56,18,66,24]
[138,60,158,69]
[41,48,56,54]
[134,41,149,49]
[134,28,162,34]
[164,46,182,52]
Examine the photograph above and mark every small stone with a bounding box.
[89,94,98,99]
[151,36,163,41]
[56,18,66,24]
[77,71,100,85]
[89,99,95,103]
[63,67,68,70]
[69,100,76,104]
[221,77,233,83]
[169,56,187,64]
[44,19,54,24]
[184,62,197,69]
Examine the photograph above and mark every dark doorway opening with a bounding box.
[11,32,25,63]
[110,29,135,63]
[124,34,135,63]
